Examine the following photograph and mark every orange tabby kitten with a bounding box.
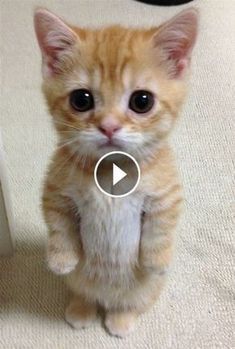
[34,8,198,337]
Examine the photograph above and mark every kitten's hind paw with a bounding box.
[65,297,97,330]
[105,311,137,338]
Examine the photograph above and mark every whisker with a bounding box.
[52,149,77,179]
[68,151,80,180]
[59,130,76,134]
[57,138,78,150]
[54,120,80,132]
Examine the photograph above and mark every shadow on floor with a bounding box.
[0,238,69,322]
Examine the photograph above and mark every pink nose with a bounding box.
[98,123,121,139]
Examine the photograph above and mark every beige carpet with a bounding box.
[0,0,234,348]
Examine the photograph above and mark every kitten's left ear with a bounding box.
[152,8,199,78]
[34,8,78,78]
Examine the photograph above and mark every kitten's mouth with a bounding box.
[99,139,122,149]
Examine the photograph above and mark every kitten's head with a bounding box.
[34,8,198,161]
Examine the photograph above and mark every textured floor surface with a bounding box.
[0,0,234,348]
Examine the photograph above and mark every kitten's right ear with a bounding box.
[151,8,199,79]
[34,8,78,78]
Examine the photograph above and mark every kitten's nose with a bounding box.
[98,119,121,139]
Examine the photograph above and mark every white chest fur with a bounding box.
[67,183,144,268]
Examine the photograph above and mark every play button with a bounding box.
[113,163,127,186]
[94,151,140,198]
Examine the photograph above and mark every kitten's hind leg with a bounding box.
[65,295,98,330]
[105,310,138,338]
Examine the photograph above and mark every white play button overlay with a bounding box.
[113,163,127,186]
[94,151,140,198]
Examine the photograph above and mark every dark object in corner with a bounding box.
[136,0,194,5]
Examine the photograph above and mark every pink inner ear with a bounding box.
[34,9,77,77]
[175,58,188,77]
[153,9,198,78]
[43,53,59,76]
[161,42,191,78]
[168,44,191,77]
[40,46,64,77]
[43,46,66,75]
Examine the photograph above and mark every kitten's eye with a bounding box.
[69,89,94,112]
[129,90,154,114]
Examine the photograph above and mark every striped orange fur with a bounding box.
[34,8,198,336]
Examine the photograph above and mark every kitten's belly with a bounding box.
[75,186,144,283]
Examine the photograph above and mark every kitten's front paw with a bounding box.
[46,244,79,275]
[47,252,78,275]
[105,311,137,338]
[65,297,97,330]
